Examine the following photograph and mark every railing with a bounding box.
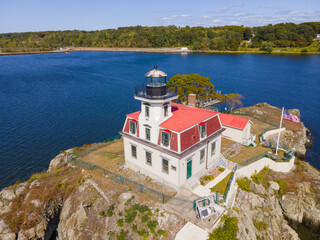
[224,164,238,203]
[134,85,177,100]
[67,155,175,204]
[67,155,202,212]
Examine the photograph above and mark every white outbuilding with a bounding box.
[219,113,256,146]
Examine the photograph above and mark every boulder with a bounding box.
[280,193,303,223]
[269,181,280,191]
[0,189,16,201]
[48,148,73,173]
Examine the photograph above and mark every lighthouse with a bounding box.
[134,66,178,145]
[120,67,225,190]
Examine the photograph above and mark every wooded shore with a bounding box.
[1,47,320,56]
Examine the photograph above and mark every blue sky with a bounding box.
[0,0,319,33]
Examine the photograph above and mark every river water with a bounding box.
[0,51,319,189]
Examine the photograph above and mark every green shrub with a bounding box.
[99,211,105,217]
[236,177,251,192]
[219,167,225,172]
[276,179,287,195]
[147,220,159,233]
[29,171,49,182]
[117,219,124,227]
[157,229,168,238]
[137,228,149,238]
[132,204,150,213]
[124,209,137,223]
[117,229,128,240]
[141,214,150,223]
[233,207,240,213]
[107,204,115,217]
[208,215,238,240]
[251,167,270,185]
[132,224,138,232]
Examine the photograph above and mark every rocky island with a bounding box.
[0,103,319,240]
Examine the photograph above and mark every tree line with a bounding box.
[0,22,319,52]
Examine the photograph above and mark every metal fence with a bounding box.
[67,155,175,204]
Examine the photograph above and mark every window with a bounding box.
[211,142,216,156]
[130,121,136,135]
[161,132,170,147]
[171,165,177,171]
[200,124,206,138]
[146,151,152,166]
[131,145,137,158]
[200,149,205,164]
[145,128,151,141]
[145,106,150,117]
[164,105,168,117]
[162,159,169,174]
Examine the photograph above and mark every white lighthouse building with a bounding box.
[120,67,225,190]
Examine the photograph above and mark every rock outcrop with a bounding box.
[0,151,185,240]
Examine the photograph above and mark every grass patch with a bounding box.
[28,171,49,182]
[253,220,268,232]
[236,177,251,192]
[210,172,232,195]
[250,167,271,188]
[275,179,288,195]
[229,144,267,164]
[200,174,215,186]
[208,215,238,240]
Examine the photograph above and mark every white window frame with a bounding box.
[199,124,206,139]
[145,151,152,166]
[200,149,205,164]
[161,131,170,147]
[129,121,136,135]
[145,127,151,141]
[131,145,137,158]
[162,158,169,174]
[211,141,216,156]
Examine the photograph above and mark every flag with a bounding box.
[283,110,300,123]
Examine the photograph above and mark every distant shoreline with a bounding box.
[1,47,319,56]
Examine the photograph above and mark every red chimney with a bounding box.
[188,94,196,107]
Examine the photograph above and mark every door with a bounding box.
[187,160,192,179]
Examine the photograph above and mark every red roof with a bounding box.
[219,113,249,130]
[126,111,140,120]
[160,103,219,132]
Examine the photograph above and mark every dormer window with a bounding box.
[161,131,170,147]
[130,121,136,135]
[145,106,150,117]
[199,123,206,139]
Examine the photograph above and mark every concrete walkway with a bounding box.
[175,222,208,240]
[192,169,231,197]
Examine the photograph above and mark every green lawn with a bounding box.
[210,172,232,195]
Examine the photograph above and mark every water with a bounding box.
[0,52,319,189]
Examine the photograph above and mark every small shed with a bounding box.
[219,113,255,146]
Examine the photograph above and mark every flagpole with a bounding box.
[276,107,284,155]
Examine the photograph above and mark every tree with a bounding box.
[221,93,244,113]
[243,28,252,40]
[260,41,274,53]
[167,73,217,106]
